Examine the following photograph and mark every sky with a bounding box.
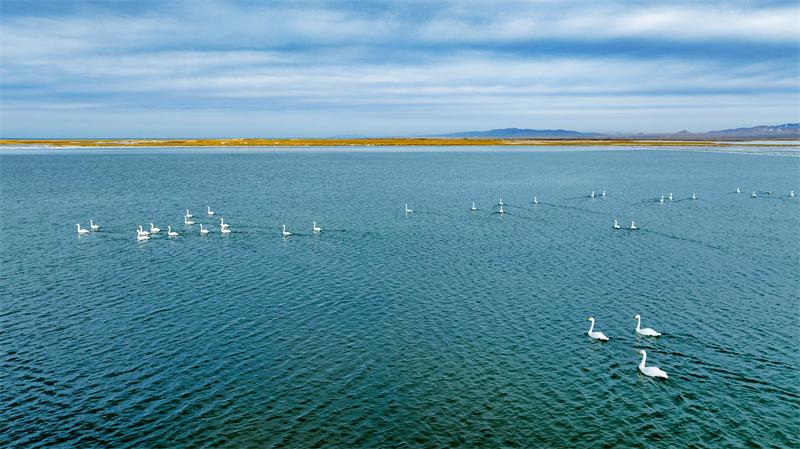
[1,0,798,137]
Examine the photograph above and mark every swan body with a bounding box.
[312,221,321,233]
[752,191,757,198]
[638,350,668,379]
[668,192,673,201]
[634,314,661,337]
[736,187,741,194]
[602,190,607,197]
[659,195,664,203]
[185,209,193,218]
[219,217,228,228]
[199,224,209,235]
[405,204,413,214]
[471,202,477,211]
[630,220,638,230]
[207,206,215,216]
[587,317,609,341]
[76,223,90,235]
[167,226,178,237]
[89,219,100,231]
[613,219,620,230]
[590,191,595,198]
[150,223,160,234]
[282,224,291,237]
[221,226,231,234]
[692,193,697,200]
[498,205,505,214]
[533,196,538,204]
[790,190,795,198]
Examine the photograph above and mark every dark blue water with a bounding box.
[1,147,798,448]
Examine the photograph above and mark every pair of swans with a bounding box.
[613,219,637,230]
[136,226,149,241]
[587,316,668,379]
[587,315,661,340]
[77,220,102,235]
[282,222,321,237]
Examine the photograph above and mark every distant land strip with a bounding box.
[2,138,791,148]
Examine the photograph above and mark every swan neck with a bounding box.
[639,352,647,368]
[635,316,641,331]
[588,320,594,333]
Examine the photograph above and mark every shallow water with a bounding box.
[1,146,798,448]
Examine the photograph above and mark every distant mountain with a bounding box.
[432,127,601,138]
[429,124,799,140]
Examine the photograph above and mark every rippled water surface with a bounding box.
[1,146,798,448]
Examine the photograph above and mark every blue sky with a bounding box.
[1,0,798,137]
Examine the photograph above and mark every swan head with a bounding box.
[639,349,646,356]
[634,314,640,319]
[587,317,594,322]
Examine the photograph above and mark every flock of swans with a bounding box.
[76,187,795,241]
[587,315,668,379]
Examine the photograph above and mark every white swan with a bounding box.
[659,195,664,203]
[634,314,661,337]
[630,220,638,230]
[790,190,795,198]
[533,196,538,204]
[602,190,607,197]
[736,187,741,194]
[138,225,150,236]
[184,215,194,225]
[405,204,414,214]
[691,192,697,200]
[219,217,228,228]
[282,224,291,237]
[498,205,505,214]
[167,226,178,237]
[207,206,215,216]
[76,223,90,235]
[312,221,321,233]
[150,223,160,234]
[752,191,757,198]
[613,219,620,230]
[590,191,595,198]
[89,219,100,231]
[668,192,673,201]
[199,224,209,235]
[587,317,609,341]
[185,209,193,218]
[136,230,149,241]
[638,350,668,379]
[221,226,231,234]
[471,202,477,211]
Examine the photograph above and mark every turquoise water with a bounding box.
[1,146,798,448]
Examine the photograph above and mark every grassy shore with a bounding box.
[0,137,745,148]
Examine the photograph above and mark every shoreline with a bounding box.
[1,138,798,148]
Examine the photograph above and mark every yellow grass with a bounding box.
[0,138,732,148]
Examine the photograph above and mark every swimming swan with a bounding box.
[471,202,477,211]
[312,221,321,233]
[587,317,609,341]
[629,220,638,230]
[634,314,661,337]
[659,195,664,203]
[790,190,795,198]
[167,226,178,237]
[76,224,90,235]
[89,219,100,231]
[602,190,607,197]
[533,196,539,204]
[736,187,741,194]
[136,228,149,241]
[590,191,595,198]
[199,224,209,235]
[185,209,193,218]
[137,225,150,236]
[405,204,414,214]
[613,219,620,230]
[282,224,292,237]
[207,206,215,216]
[638,350,668,379]
[752,191,757,198]
[150,223,160,234]
[692,193,697,200]
[668,192,673,201]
